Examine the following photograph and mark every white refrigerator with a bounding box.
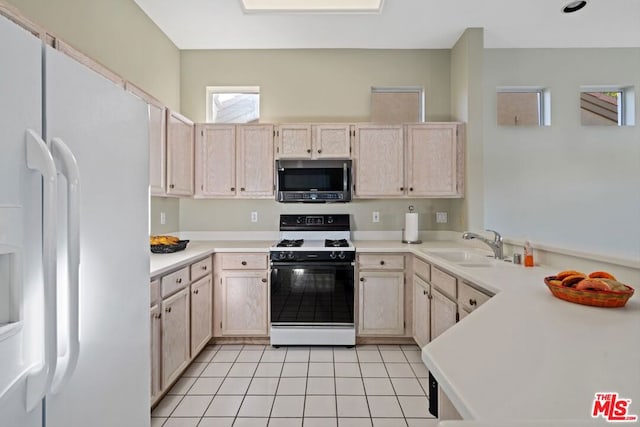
[0,13,150,427]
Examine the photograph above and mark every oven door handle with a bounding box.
[270,261,355,268]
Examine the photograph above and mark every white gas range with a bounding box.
[269,214,356,346]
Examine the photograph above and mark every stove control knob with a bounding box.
[296,216,304,224]
[329,251,337,259]
[327,216,334,224]
[338,251,346,260]
[278,252,286,260]
[287,252,295,260]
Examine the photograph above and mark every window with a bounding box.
[496,87,551,127]
[580,86,635,126]
[206,86,260,123]
[370,87,424,123]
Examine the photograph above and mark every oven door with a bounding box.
[270,261,354,325]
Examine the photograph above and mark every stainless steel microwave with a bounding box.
[276,159,352,203]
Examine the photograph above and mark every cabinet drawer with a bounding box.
[431,266,456,299]
[221,253,268,270]
[458,281,491,312]
[191,256,212,281]
[358,254,404,270]
[161,266,190,298]
[150,279,160,307]
[414,257,430,282]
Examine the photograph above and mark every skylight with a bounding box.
[240,0,384,13]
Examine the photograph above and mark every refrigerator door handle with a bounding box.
[49,137,81,395]
[24,129,58,411]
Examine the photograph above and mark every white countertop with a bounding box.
[149,238,640,424]
[150,240,271,277]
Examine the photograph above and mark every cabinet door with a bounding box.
[195,124,236,197]
[221,271,269,336]
[150,304,162,403]
[430,287,457,340]
[358,271,404,335]
[313,124,351,158]
[161,288,190,387]
[406,123,463,197]
[149,103,167,196]
[412,275,431,348]
[166,110,194,196]
[237,125,274,198]
[277,124,311,158]
[354,125,404,197]
[190,275,213,356]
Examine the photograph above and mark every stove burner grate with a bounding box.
[325,239,349,248]
[276,239,304,248]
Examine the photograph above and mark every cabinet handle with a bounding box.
[261,278,267,283]
[306,149,311,153]
[194,289,199,295]
[154,313,161,319]
[169,184,175,189]
[165,307,172,313]
[201,265,207,270]
[400,187,404,191]
[240,187,245,191]
[241,261,247,266]
[317,149,322,154]
[428,293,433,300]
[409,187,414,192]
[469,298,477,306]
[360,277,365,282]
[423,290,427,295]
[380,260,385,265]
[176,278,182,284]
[230,187,235,191]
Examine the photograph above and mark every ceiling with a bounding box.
[133,0,640,50]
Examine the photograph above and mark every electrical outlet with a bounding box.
[372,211,380,223]
[436,212,448,223]
[251,211,258,223]
[160,212,166,225]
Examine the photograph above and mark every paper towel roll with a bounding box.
[404,212,419,242]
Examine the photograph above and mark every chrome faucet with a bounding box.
[462,229,503,259]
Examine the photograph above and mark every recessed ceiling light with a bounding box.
[562,1,587,13]
[240,0,384,13]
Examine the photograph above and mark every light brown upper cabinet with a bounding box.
[166,110,195,197]
[195,124,274,199]
[354,123,464,199]
[406,123,464,197]
[125,83,167,196]
[276,123,351,159]
[353,124,405,197]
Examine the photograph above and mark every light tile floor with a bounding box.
[151,344,438,427]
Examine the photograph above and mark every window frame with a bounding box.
[205,86,260,124]
[580,85,635,127]
[496,86,551,127]
[370,86,425,123]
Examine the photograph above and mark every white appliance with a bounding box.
[0,14,150,427]
[269,214,356,346]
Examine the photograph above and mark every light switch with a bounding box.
[372,211,380,223]
[160,212,166,225]
[436,212,448,223]
[251,211,258,223]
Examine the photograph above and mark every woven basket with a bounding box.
[150,240,189,254]
[544,276,634,308]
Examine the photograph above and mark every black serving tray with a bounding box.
[150,240,189,254]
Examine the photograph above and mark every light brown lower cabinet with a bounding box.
[150,255,214,407]
[190,275,213,355]
[412,274,431,348]
[150,303,162,403]
[214,253,270,337]
[430,287,457,340]
[161,287,190,388]
[220,271,269,336]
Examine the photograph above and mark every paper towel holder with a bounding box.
[401,205,422,244]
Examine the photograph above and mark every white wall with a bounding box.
[483,48,640,261]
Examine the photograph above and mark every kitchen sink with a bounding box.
[421,248,495,267]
